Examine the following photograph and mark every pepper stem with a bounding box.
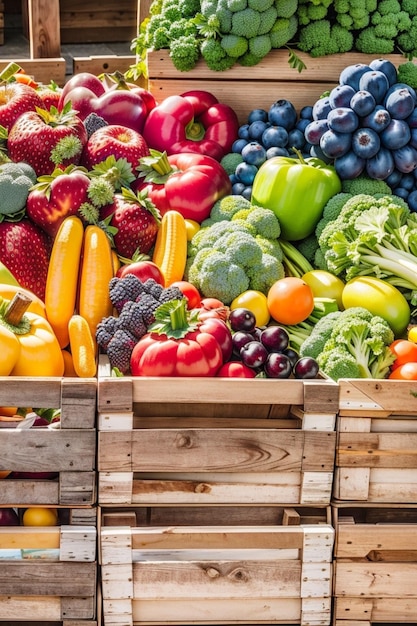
[291,146,306,164]
[137,149,176,184]
[147,298,200,339]
[185,120,205,142]
[0,293,32,335]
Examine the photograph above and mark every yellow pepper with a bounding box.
[0,292,64,377]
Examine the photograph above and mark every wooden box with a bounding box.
[97,358,338,507]
[100,505,334,625]
[60,0,137,44]
[0,378,97,506]
[332,503,417,626]
[0,507,97,623]
[146,50,406,125]
[333,379,417,503]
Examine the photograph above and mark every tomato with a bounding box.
[216,361,257,378]
[389,361,417,380]
[171,280,202,309]
[267,277,314,325]
[342,276,410,337]
[185,219,200,241]
[231,290,270,327]
[302,270,345,310]
[22,507,59,526]
[389,339,417,369]
[116,260,165,285]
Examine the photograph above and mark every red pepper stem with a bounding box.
[169,298,189,331]
[150,151,174,176]
[185,120,205,142]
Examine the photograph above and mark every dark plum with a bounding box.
[264,352,293,378]
[351,127,380,159]
[369,58,398,87]
[293,356,320,379]
[339,63,372,91]
[240,341,269,368]
[284,347,300,368]
[320,128,352,158]
[327,107,359,133]
[392,145,417,174]
[229,308,257,332]
[385,88,416,120]
[260,325,289,353]
[268,99,297,130]
[232,331,255,355]
[365,147,395,180]
[358,70,390,104]
[334,150,366,179]
[380,119,411,150]
[350,90,376,118]
[410,128,417,150]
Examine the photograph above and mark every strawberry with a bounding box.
[80,124,150,174]
[36,81,62,111]
[0,82,46,132]
[0,219,51,300]
[26,167,91,237]
[7,102,88,176]
[100,187,161,260]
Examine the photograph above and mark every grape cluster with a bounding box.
[306,58,417,210]
[96,275,185,374]
[228,308,320,379]
[227,99,314,200]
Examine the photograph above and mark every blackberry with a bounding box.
[109,274,146,313]
[106,329,138,374]
[143,278,164,299]
[84,112,109,139]
[135,292,160,326]
[96,315,119,350]
[118,301,148,339]
[158,285,185,304]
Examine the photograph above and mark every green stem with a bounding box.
[185,120,205,142]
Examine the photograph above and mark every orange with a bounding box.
[267,277,314,325]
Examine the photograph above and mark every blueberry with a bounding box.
[369,58,398,87]
[320,128,352,159]
[381,119,411,150]
[248,120,269,141]
[334,150,365,179]
[339,63,372,91]
[361,105,391,133]
[406,189,417,212]
[365,147,395,180]
[328,84,356,109]
[300,105,313,119]
[268,99,297,129]
[392,145,417,174]
[232,138,248,153]
[312,97,332,120]
[351,127,380,159]
[261,125,288,149]
[359,70,390,104]
[235,162,258,185]
[238,124,250,140]
[287,128,306,150]
[248,108,268,123]
[241,141,267,167]
[385,87,416,120]
[350,90,376,118]
[232,181,246,195]
[266,146,290,159]
[304,119,329,145]
[327,107,359,133]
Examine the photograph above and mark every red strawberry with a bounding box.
[0,82,46,132]
[7,102,88,176]
[36,81,62,111]
[80,124,150,174]
[100,187,160,260]
[0,219,51,300]
[26,167,91,237]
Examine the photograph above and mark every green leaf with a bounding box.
[286,47,307,73]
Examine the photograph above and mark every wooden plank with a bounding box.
[27,0,61,58]
[334,561,417,597]
[0,561,97,596]
[73,55,136,77]
[334,596,417,622]
[0,58,66,85]
[336,432,417,468]
[335,524,417,559]
[338,379,417,416]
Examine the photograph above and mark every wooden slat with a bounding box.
[0,58,66,85]
[26,0,61,58]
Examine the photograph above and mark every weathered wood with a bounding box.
[26,0,61,58]
[0,58,66,85]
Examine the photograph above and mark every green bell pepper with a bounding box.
[251,149,342,241]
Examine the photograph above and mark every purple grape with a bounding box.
[264,352,293,378]
[293,356,320,379]
[229,308,257,332]
[232,331,254,356]
[260,326,289,353]
[240,341,269,368]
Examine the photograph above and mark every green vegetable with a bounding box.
[297,19,354,56]
[169,34,201,71]
[355,0,411,53]
[251,148,342,241]
[397,60,417,89]
[220,152,244,175]
[301,306,396,381]
[334,0,377,30]
[0,162,36,217]
[341,174,392,197]
[397,17,417,61]
[299,310,343,359]
[317,193,417,305]
[186,195,285,303]
[282,297,341,352]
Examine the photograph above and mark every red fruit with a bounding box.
[0,82,46,131]
[80,124,150,173]
[100,188,160,260]
[37,82,62,111]
[7,102,88,176]
[0,219,51,300]
[116,260,165,285]
[26,168,91,237]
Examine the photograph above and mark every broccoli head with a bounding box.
[196,250,250,303]
[397,61,417,89]
[298,19,354,56]
[169,35,201,71]
[246,252,286,292]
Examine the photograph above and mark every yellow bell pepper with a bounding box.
[0,292,64,377]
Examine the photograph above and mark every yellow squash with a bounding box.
[152,210,188,286]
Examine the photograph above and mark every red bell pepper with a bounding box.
[141,90,239,161]
[130,298,224,377]
[134,150,231,222]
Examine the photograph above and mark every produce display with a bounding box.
[2,54,417,382]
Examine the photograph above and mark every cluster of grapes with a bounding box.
[306,58,417,209]
[228,308,320,379]
[229,99,314,199]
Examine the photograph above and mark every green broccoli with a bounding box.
[282,297,341,352]
[0,162,36,217]
[210,194,253,222]
[248,0,274,11]
[334,0,377,31]
[298,19,354,56]
[315,192,353,241]
[295,233,321,265]
[200,38,236,71]
[255,235,284,259]
[227,0,247,12]
[169,34,201,70]
[240,206,281,239]
[397,61,417,89]
[178,0,201,16]
[192,250,250,302]
[248,33,272,58]
[230,7,262,37]
[297,2,329,26]
[276,0,299,19]
[220,33,249,57]
[341,175,392,197]
[220,152,244,175]
[355,27,395,54]
[216,230,264,268]
[318,348,363,380]
[246,252,286,292]
[257,5,278,35]
[269,15,298,48]
[315,306,396,381]
[299,310,343,359]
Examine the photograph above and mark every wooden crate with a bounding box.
[332,503,417,626]
[146,49,406,125]
[0,507,97,623]
[0,58,66,86]
[0,378,97,506]
[97,358,338,507]
[60,0,137,43]
[99,504,334,625]
[333,379,417,503]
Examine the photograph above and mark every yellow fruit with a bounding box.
[231,290,270,327]
[185,219,200,241]
[22,507,59,526]
[302,270,345,310]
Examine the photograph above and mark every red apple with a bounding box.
[116,260,165,285]
[59,72,106,103]
[0,508,19,525]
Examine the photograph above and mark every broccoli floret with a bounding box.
[355,28,395,54]
[299,310,343,359]
[200,38,236,70]
[210,194,252,221]
[246,252,285,292]
[275,0,299,19]
[169,17,199,40]
[178,0,201,16]
[248,33,272,58]
[298,19,354,56]
[216,230,264,268]
[257,5,278,35]
[0,162,36,216]
[269,15,298,48]
[227,0,248,11]
[248,0,274,11]
[341,175,392,196]
[296,233,321,265]
[371,0,411,39]
[220,152,244,174]
[197,250,250,303]
[318,348,363,381]
[230,7,261,37]
[169,34,201,71]
[220,33,249,57]
[242,206,281,239]
[397,61,417,89]
[255,235,283,259]
[334,0,377,31]
[315,192,353,239]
